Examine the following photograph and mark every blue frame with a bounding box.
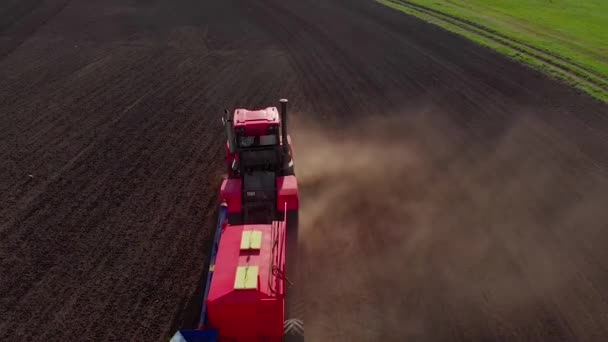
[198,203,227,327]
[171,204,226,342]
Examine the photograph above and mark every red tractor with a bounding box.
[222,99,298,224]
[172,99,302,342]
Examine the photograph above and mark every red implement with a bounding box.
[206,219,286,341]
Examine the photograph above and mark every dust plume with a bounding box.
[289,109,608,341]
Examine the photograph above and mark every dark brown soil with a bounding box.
[1,0,607,341]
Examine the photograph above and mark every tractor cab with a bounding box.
[234,107,280,142]
[222,99,297,224]
[232,108,282,175]
[233,107,281,150]
[223,100,293,178]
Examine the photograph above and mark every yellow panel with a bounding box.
[240,230,262,250]
[250,231,262,249]
[234,266,259,290]
[240,231,252,250]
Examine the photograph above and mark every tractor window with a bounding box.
[239,136,255,147]
[259,134,277,146]
[238,134,278,147]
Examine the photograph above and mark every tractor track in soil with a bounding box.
[1,0,608,341]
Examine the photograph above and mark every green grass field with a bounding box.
[379,0,608,102]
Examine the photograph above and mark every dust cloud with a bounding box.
[289,109,608,341]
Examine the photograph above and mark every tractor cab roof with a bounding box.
[233,107,280,134]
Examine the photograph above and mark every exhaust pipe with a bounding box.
[279,98,294,175]
[279,99,288,153]
[224,109,236,154]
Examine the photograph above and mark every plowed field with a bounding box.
[1,0,607,341]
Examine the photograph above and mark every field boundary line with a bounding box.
[381,0,608,101]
